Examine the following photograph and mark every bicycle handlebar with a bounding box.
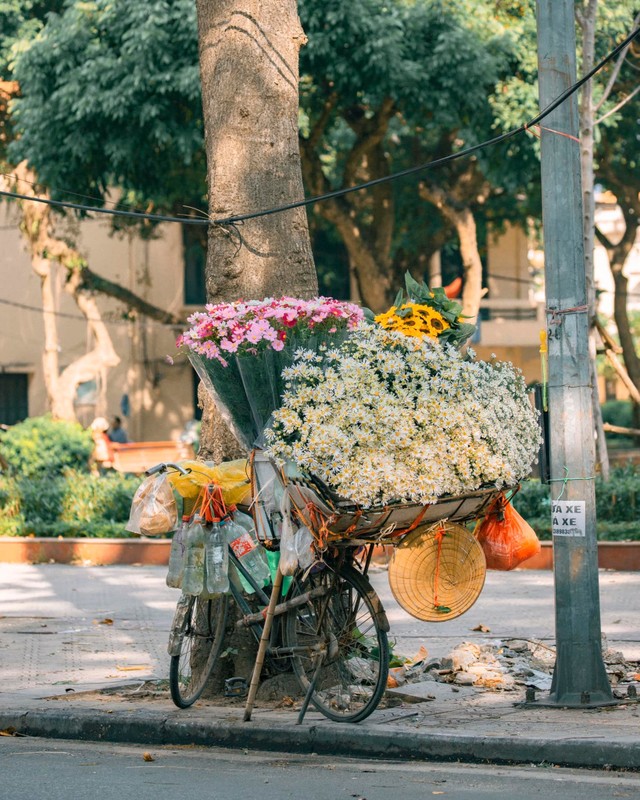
[145,462,190,476]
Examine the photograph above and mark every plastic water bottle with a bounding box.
[166,517,188,589]
[203,522,229,596]
[223,517,270,593]
[182,514,206,596]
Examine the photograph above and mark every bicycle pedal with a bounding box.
[225,677,248,698]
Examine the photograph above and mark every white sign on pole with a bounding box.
[552,500,586,537]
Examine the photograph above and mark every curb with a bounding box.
[0,537,170,566]
[2,706,640,769]
[5,537,640,570]
[371,540,640,571]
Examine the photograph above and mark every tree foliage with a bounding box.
[8,0,205,214]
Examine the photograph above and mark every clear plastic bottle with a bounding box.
[166,517,188,589]
[223,517,270,593]
[203,522,229,596]
[182,514,206,596]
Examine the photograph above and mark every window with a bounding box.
[183,225,207,306]
[0,373,28,425]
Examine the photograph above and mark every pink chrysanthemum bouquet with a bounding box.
[178,297,363,448]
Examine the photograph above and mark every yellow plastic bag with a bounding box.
[168,459,251,506]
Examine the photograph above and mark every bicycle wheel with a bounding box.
[169,593,229,708]
[284,564,389,723]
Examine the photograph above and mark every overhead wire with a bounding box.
[0,296,184,328]
[0,25,637,229]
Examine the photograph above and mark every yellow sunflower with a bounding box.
[375,302,450,340]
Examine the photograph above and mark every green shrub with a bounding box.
[0,469,140,537]
[0,475,20,517]
[515,465,640,540]
[18,476,66,524]
[60,470,140,523]
[0,415,93,478]
[512,481,550,521]
[0,515,25,536]
[601,400,634,443]
[595,464,640,522]
[28,521,138,538]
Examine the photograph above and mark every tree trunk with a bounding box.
[597,194,640,445]
[195,1,318,463]
[419,183,484,325]
[194,2,318,689]
[195,1,317,304]
[5,164,121,421]
[299,97,397,312]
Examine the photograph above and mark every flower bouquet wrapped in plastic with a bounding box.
[266,322,541,509]
[178,297,363,449]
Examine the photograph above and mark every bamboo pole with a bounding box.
[243,564,284,722]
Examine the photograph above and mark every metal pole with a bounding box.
[535,0,611,706]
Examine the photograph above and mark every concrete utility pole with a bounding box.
[535,0,612,706]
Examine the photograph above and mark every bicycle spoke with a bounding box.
[169,594,228,708]
[285,566,389,723]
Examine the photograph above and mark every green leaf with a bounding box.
[404,271,423,299]
[363,306,376,321]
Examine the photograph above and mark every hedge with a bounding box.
[0,415,94,478]
[0,470,141,538]
[513,463,640,540]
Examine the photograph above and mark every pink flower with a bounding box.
[220,338,239,353]
[271,339,285,351]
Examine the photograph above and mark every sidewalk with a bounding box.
[2,563,640,769]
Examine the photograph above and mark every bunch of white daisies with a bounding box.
[265,324,541,508]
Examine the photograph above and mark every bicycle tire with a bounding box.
[169,593,229,708]
[284,564,389,723]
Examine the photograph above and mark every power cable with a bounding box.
[212,24,640,226]
[0,296,184,328]
[0,25,637,228]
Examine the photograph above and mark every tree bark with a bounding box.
[195,1,318,462]
[5,164,121,420]
[299,97,397,311]
[195,1,317,304]
[418,183,484,325]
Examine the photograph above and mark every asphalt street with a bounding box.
[3,738,640,800]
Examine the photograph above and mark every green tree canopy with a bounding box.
[8,0,205,214]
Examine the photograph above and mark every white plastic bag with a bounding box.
[278,487,299,576]
[294,526,314,570]
[126,473,178,536]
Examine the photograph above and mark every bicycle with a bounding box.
[148,460,390,724]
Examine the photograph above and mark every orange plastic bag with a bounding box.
[475,497,541,570]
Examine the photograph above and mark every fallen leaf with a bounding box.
[99,618,114,625]
[472,624,490,633]
[116,665,150,671]
[0,728,24,737]
[143,752,155,762]
[409,645,429,663]
[387,675,399,688]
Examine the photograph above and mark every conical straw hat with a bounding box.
[388,521,486,622]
